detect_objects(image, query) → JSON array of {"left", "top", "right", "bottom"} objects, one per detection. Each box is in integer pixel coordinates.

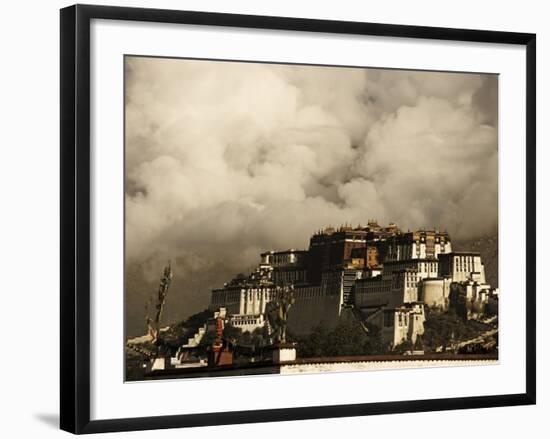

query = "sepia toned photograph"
[{"left": 124, "top": 56, "right": 499, "bottom": 381}]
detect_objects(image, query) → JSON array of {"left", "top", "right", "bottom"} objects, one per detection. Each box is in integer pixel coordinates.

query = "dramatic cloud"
[{"left": 124, "top": 57, "right": 498, "bottom": 335}]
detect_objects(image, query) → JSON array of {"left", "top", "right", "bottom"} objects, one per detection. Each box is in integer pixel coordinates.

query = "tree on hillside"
[
  {"left": 422, "top": 309, "right": 480, "bottom": 352},
  {"left": 297, "top": 318, "right": 387, "bottom": 358},
  {"left": 222, "top": 324, "right": 243, "bottom": 343}
]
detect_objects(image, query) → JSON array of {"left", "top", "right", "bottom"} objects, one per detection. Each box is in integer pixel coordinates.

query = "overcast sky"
[{"left": 124, "top": 56, "right": 498, "bottom": 336}]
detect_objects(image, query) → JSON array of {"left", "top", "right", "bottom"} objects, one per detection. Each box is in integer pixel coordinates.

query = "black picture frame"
[{"left": 60, "top": 4, "right": 536, "bottom": 434}]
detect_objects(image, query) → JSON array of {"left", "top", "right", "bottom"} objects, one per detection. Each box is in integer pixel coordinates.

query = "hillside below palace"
[{"left": 209, "top": 221, "right": 499, "bottom": 349}]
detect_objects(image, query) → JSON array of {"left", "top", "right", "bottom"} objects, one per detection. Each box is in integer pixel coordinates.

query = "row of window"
[
  {"left": 454, "top": 256, "right": 477, "bottom": 272},
  {"left": 356, "top": 282, "right": 392, "bottom": 294},
  {"left": 212, "top": 289, "right": 278, "bottom": 304},
  {"left": 232, "top": 319, "right": 260, "bottom": 326},
  {"left": 295, "top": 288, "right": 322, "bottom": 298},
  {"left": 212, "top": 291, "right": 241, "bottom": 304}
]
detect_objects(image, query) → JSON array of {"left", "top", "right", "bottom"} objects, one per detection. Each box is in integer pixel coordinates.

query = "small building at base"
[
  {"left": 366, "top": 303, "right": 426, "bottom": 348},
  {"left": 271, "top": 343, "right": 297, "bottom": 363}
]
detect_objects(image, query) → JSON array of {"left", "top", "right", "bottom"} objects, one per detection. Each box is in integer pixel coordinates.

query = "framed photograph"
[{"left": 60, "top": 4, "right": 536, "bottom": 434}]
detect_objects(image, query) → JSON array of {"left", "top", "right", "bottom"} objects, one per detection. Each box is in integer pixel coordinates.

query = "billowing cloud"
[{"left": 124, "top": 57, "right": 498, "bottom": 335}]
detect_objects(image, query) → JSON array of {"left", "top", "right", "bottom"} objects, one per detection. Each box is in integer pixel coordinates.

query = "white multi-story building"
[{"left": 438, "top": 252, "right": 486, "bottom": 284}]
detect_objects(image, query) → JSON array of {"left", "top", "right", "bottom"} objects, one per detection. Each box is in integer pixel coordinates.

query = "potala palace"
[{"left": 209, "top": 221, "right": 499, "bottom": 349}]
